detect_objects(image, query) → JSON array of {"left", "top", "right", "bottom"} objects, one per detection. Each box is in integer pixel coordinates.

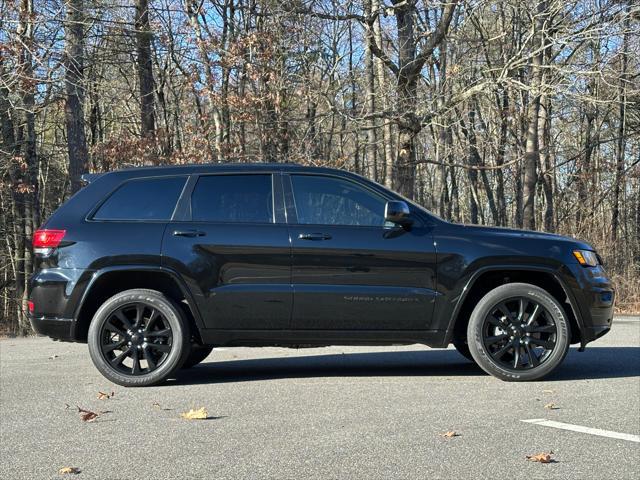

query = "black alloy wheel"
[
  {"left": 467, "top": 283, "right": 571, "bottom": 381},
  {"left": 88, "top": 289, "right": 190, "bottom": 387},
  {"left": 481, "top": 297, "right": 558, "bottom": 370},
  {"left": 100, "top": 303, "right": 173, "bottom": 375}
]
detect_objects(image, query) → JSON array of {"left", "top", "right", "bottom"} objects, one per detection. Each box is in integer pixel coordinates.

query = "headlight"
[{"left": 573, "top": 249, "right": 599, "bottom": 267}]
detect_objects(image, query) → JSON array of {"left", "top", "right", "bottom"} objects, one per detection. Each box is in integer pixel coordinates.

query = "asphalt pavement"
[{"left": 1, "top": 317, "right": 639, "bottom": 479}]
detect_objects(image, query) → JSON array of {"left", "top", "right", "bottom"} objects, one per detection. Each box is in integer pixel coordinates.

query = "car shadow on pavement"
[{"left": 170, "top": 346, "right": 640, "bottom": 385}]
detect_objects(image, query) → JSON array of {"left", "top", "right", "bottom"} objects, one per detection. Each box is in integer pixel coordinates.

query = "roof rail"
[{"left": 80, "top": 173, "right": 104, "bottom": 185}]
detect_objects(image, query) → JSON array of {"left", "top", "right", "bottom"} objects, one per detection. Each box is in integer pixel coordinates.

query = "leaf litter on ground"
[
  {"left": 526, "top": 451, "right": 555, "bottom": 463},
  {"left": 58, "top": 467, "right": 81, "bottom": 475},
  {"left": 180, "top": 407, "right": 209, "bottom": 420}
]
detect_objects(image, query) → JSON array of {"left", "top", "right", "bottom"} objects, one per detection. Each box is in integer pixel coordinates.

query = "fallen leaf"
[
  {"left": 440, "top": 431, "right": 461, "bottom": 438},
  {"left": 544, "top": 403, "right": 560, "bottom": 410},
  {"left": 542, "top": 389, "right": 555, "bottom": 394},
  {"left": 77, "top": 406, "right": 99, "bottom": 422},
  {"left": 180, "top": 407, "right": 209, "bottom": 420},
  {"left": 49, "top": 355, "right": 59, "bottom": 360},
  {"left": 64, "top": 403, "right": 70, "bottom": 410},
  {"left": 526, "top": 451, "right": 554, "bottom": 463},
  {"left": 152, "top": 401, "right": 161, "bottom": 408},
  {"left": 97, "top": 391, "right": 115, "bottom": 400},
  {"left": 58, "top": 466, "right": 81, "bottom": 474}
]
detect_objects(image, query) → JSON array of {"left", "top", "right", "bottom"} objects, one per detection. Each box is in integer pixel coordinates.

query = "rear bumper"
[
  {"left": 28, "top": 267, "right": 92, "bottom": 341},
  {"left": 29, "top": 316, "right": 76, "bottom": 341}
]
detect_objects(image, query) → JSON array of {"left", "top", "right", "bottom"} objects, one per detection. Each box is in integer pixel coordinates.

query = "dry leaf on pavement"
[
  {"left": 440, "top": 431, "right": 461, "bottom": 438},
  {"left": 180, "top": 407, "right": 209, "bottom": 420},
  {"left": 526, "top": 451, "right": 555, "bottom": 463},
  {"left": 544, "top": 403, "right": 560, "bottom": 410},
  {"left": 97, "top": 391, "right": 114, "bottom": 400},
  {"left": 58, "top": 466, "right": 81, "bottom": 474},
  {"left": 77, "top": 406, "right": 99, "bottom": 422}
]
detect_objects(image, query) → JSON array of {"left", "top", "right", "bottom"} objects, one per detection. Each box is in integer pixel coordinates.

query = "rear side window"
[
  {"left": 93, "top": 176, "right": 186, "bottom": 221},
  {"left": 191, "top": 174, "right": 273, "bottom": 223}
]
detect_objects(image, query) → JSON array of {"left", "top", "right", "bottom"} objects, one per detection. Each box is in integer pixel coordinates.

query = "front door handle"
[
  {"left": 173, "top": 229, "right": 206, "bottom": 238},
  {"left": 298, "top": 232, "right": 332, "bottom": 241}
]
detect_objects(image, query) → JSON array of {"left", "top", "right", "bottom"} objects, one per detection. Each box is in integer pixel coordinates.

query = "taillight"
[{"left": 33, "top": 229, "right": 66, "bottom": 254}]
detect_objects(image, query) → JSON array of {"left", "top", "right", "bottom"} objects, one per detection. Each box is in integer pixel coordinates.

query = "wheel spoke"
[
  {"left": 486, "top": 314, "right": 505, "bottom": 327},
  {"left": 497, "top": 303, "right": 515, "bottom": 323},
  {"left": 525, "top": 343, "right": 539, "bottom": 367},
  {"left": 517, "top": 298, "right": 528, "bottom": 322},
  {"left": 110, "top": 347, "right": 132, "bottom": 366},
  {"left": 526, "top": 303, "right": 541, "bottom": 326},
  {"left": 529, "top": 338, "right": 555, "bottom": 350},
  {"left": 103, "top": 339, "right": 126, "bottom": 354},
  {"left": 134, "top": 304, "right": 144, "bottom": 328},
  {"left": 148, "top": 343, "right": 171, "bottom": 353},
  {"left": 485, "top": 334, "right": 508, "bottom": 346},
  {"left": 105, "top": 320, "right": 127, "bottom": 337},
  {"left": 146, "top": 328, "right": 171, "bottom": 338},
  {"left": 131, "top": 348, "right": 141, "bottom": 374},
  {"left": 145, "top": 309, "right": 160, "bottom": 331},
  {"left": 526, "top": 325, "right": 556, "bottom": 334},
  {"left": 513, "top": 345, "right": 521, "bottom": 368},
  {"left": 143, "top": 346, "right": 157, "bottom": 369},
  {"left": 114, "top": 310, "right": 133, "bottom": 330},
  {"left": 493, "top": 341, "right": 514, "bottom": 360}
]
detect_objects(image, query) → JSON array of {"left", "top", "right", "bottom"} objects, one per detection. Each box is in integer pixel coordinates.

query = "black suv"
[{"left": 29, "top": 164, "right": 614, "bottom": 386}]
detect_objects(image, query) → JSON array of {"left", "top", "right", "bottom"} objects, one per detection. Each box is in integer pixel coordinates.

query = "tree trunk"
[
  {"left": 135, "top": 0, "right": 155, "bottom": 138},
  {"left": 522, "top": 1, "right": 547, "bottom": 230},
  {"left": 612, "top": 5, "right": 629, "bottom": 242},
  {"left": 65, "top": 0, "right": 89, "bottom": 194}
]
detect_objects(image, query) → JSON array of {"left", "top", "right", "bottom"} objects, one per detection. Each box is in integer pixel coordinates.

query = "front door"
[
  {"left": 285, "top": 173, "right": 438, "bottom": 331},
  {"left": 162, "top": 173, "right": 292, "bottom": 330}
]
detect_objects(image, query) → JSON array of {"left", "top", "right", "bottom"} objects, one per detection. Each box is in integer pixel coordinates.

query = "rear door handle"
[
  {"left": 298, "top": 233, "right": 332, "bottom": 241},
  {"left": 173, "top": 229, "right": 206, "bottom": 238}
]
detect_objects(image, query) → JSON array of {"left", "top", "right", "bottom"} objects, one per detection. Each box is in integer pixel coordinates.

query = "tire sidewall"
[
  {"left": 467, "top": 283, "right": 571, "bottom": 381},
  {"left": 88, "top": 289, "right": 189, "bottom": 387}
]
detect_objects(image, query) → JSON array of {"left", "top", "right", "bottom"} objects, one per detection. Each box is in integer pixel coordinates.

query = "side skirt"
[{"left": 199, "top": 329, "right": 447, "bottom": 348}]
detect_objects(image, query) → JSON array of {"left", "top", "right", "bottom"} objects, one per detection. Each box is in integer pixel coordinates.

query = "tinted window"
[
  {"left": 93, "top": 176, "right": 186, "bottom": 221},
  {"left": 191, "top": 175, "right": 273, "bottom": 223},
  {"left": 291, "top": 175, "right": 386, "bottom": 226}
]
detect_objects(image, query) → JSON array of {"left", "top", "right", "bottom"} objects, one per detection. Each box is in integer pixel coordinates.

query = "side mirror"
[{"left": 385, "top": 201, "right": 413, "bottom": 226}]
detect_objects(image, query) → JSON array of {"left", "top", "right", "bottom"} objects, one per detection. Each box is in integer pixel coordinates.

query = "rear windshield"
[{"left": 93, "top": 176, "right": 186, "bottom": 221}]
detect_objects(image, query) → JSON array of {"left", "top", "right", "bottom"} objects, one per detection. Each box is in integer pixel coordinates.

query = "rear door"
[
  {"left": 162, "top": 172, "right": 292, "bottom": 330},
  {"left": 286, "top": 173, "right": 438, "bottom": 331}
]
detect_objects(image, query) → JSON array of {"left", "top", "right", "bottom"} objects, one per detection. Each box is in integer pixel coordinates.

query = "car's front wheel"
[
  {"left": 467, "top": 283, "right": 571, "bottom": 381},
  {"left": 88, "top": 289, "right": 190, "bottom": 387}
]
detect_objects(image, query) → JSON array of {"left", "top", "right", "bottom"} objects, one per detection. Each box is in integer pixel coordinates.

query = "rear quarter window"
[{"left": 92, "top": 176, "right": 186, "bottom": 221}]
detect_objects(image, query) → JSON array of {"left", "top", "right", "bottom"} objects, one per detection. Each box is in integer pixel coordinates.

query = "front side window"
[
  {"left": 191, "top": 174, "right": 273, "bottom": 223},
  {"left": 93, "top": 176, "right": 186, "bottom": 221},
  {"left": 290, "top": 175, "right": 386, "bottom": 226}
]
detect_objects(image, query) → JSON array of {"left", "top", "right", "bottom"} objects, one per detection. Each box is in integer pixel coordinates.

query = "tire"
[
  {"left": 467, "top": 283, "right": 571, "bottom": 382},
  {"left": 88, "top": 289, "right": 191, "bottom": 387},
  {"left": 453, "top": 340, "right": 475, "bottom": 362},
  {"left": 181, "top": 345, "right": 214, "bottom": 369}
]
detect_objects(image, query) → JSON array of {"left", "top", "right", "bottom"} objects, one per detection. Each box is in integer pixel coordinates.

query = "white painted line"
[{"left": 522, "top": 419, "right": 640, "bottom": 443}]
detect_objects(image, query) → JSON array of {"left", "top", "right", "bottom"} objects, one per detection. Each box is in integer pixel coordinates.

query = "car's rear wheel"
[
  {"left": 181, "top": 344, "right": 214, "bottom": 369},
  {"left": 88, "top": 289, "right": 190, "bottom": 387},
  {"left": 467, "top": 283, "right": 570, "bottom": 381}
]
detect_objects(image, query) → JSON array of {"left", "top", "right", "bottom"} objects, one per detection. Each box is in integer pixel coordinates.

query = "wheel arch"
[
  {"left": 444, "top": 266, "right": 584, "bottom": 347},
  {"left": 72, "top": 266, "right": 204, "bottom": 343}
]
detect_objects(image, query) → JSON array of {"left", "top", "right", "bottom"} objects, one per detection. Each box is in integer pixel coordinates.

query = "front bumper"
[{"left": 565, "top": 264, "right": 615, "bottom": 345}]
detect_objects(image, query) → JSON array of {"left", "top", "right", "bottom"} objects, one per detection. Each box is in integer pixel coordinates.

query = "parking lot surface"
[{"left": 1, "top": 317, "right": 639, "bottom": 479}]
